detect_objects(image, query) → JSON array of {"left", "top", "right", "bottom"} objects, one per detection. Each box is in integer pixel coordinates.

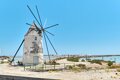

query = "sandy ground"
[
  {"left": 0, "top": 59, "right": 120, "bottom": 80},
  {"left": 56, "top": 59, "right": 108, "bottom": 69}
]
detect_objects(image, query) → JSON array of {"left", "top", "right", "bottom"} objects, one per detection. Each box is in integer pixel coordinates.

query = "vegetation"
[
  {"left": 54, "top": 57, "right": 66, "bottom": 60},
  {"left": 67, "top": 57, "right": 79, "bottom": 62},
  {"left": 86, "top": 59, "right": 91, "bottom": 62},
  {"left": 76, "top": 64, "right": 86, "bottom": 69},
  {"left": 0, "top": 61, "right": 4, "bottom": 64},
  {"left": 65, "top": 65, "right": 81, "bottom": 72},
  {"left": 0, "top": 59, "right": 10, "bottom": 64},
  {"left": 81, "top": 59, "right": 85, "bottom": 62},
  {"left": 17, "top": 61, "right": 23, "bottom": 66},
  {"left": 107, "top": 61, "right": 114, "bottom": 66},
  {"left": 65, "top": 64, "right": 87, "bottom": 72},
  {"left": 88, "top": 59, "right": 102, "bottom": 65},
  {"left": 116, "top": 69, "right": 120, "bottom": 72},
  {"left": 45, "top": 60, "right": 60, "bottom": 65},
  {"left": 109, "top": 65, "right": 120, "bottom": 69},
  {"left": 88, "top": 59, "right": 115, "bottom": 66}
]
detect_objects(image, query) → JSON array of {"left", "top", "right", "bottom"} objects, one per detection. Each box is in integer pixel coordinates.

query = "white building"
[{"left": 23, "top": 23, "right": 43, "bottom": 65}]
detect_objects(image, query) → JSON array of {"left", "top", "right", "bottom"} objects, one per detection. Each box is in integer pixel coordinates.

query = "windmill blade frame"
[
  {"left": 44, "top": 32, "right": 58, "bottom": 55},
  {"left": 44, "top": 24, "right": 59, "bottom": 30},
  {"left": 35, "top": 5, "right": 52, "bottom": 60},
  {"left": 11, "top": 39, "right": 25, "bottom": 63},
  {"left": 45, "top": 30, "right": 54, "bottom": 36},
  {"left": 43, "top": 32, "right": 51, "bottom": 61},
  {"left": 26, "top": 22, "right": 55, "bottom": 36},
  {"left": 26, "top": 23, "right": 34, "bottom": 27},
  {"left": 27, "top": 5, "right": 59, "bottom": 62},
  {"left": 36, "top": 5, "right": 43, "bottom": 26},
  {"left": 27, "top": 5, "right": 42, "bottom": 29}
]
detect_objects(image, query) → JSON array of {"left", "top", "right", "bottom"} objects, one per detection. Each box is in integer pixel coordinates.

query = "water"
[
  {"left": 80, "top": 56, "right": 120, "bottom": 63},
  {"left": 12, "top": 56, "right": 120, "bottom": 63},
  {"left": 11, "top": 55, "right": 59, "bottom": 63}
]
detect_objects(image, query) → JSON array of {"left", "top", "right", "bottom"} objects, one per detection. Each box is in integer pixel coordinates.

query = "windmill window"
[{"left": 35, "top": 37, "right": 37, "bottom": 40}]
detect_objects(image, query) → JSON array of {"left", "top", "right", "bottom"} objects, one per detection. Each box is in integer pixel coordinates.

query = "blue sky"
[{"left": 0, "top": 0, "right": 120, "bottom": 56}]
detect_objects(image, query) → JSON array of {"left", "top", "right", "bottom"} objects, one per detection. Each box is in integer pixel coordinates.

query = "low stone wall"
[{"left": 0, "top": 75, "right": 58, "bottom": 80}]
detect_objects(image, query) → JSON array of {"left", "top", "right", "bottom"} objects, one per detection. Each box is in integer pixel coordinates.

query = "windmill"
[{"left": 10, "top": 5, "right": 59, "bottom": 65}]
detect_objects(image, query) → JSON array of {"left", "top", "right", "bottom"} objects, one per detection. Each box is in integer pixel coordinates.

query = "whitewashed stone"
[{"left": 23, "top": 24, "right": 43, "bottom": 65}]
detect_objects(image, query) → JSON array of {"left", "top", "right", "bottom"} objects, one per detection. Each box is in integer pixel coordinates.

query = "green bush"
[
  {"left": 66, "top": 65, "right": 74, "bottom": 69},
  {"left": 109, "top": 65, "right": 120, "bottom": 69},
  {"left": 65, "top": 65, "right": 81, "bottom": 72},
  {"left": 54, "top": 57, "right": 66, "bottom": 60},
  {"left": 107, "top": 61, "right": 113, "bottom": 66},
  {"left": 81, "top": 59, "right": 85, "bottom": 62},
  {"left": 86, "top": 59, "right": 91, "bottom": 62},
  {"left": 67, "top": 57, "right": 79, "bottom": 62},
  {"left": 76, "top": 64, "right": 86, "bottom": 69},
  {"left": 45, "top": 60, "right": 60, "bottom": 65},
  {"left": 89, "top": 59, "right": 102, "bottom": 65}
]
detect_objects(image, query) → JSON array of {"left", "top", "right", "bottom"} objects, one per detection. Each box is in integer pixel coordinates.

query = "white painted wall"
[{"left": 23, "top": 25, "right": 43, "bottom": 65}]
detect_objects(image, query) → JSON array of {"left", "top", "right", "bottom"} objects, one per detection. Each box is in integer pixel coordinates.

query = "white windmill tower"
[
  {"left": 11, "top": 5, "right": 59, "bottom": 65},
  {"left": 23, "top": 23, "right": 43, "bottom": 64}
]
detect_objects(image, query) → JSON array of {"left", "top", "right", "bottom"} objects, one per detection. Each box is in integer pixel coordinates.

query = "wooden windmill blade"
[
  {"left": 44, "top": 32, "right": 58, "bottom": 55},
  {"left": 35, "top": 5, "right": 51, "bottom": 61},
  {"left": 44, "top": 24, "right": 59, "bottom": 30},
  {"left": 36, "top": 5, "right": 43, "bottom": 27},
  {"left": 27, "top": 5, "right": 42, "bottom": 29}
]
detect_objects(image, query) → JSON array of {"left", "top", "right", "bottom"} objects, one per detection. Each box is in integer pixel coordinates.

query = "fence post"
[
  {"left": 54, "top": 64, "right": 55, "bottom": 70},
  {"left": 64, "top": 63, "right": 65, "bottom": 69},
  {"left": 44, "top": 64, "right": 46, "bottom": 70},
  {"left": 35, "top": 65, "right": 36, "bottom": 70},
  {"left": 74, "top": 63, "right": 75, "bottom": 66},
  {"left": 24, "top": 65, "right": 25, "bottom": 71}
]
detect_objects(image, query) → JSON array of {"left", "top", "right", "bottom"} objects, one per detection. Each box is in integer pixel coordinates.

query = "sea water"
[
  {"left": 80, "top": 56, "right": 120, "bottom": 63},
  {"left": 11, "top": 55, "right": 59, "bottom": 63},
  {"left": 12, "top": 56, "right": 120, "bottom": 63}
]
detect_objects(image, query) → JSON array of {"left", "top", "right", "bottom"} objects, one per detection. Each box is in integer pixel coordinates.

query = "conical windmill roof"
[{"left": 25, "top": 23, "right": 41, "bottom": 36}]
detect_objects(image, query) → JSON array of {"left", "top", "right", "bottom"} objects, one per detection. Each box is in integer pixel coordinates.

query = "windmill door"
[{"left": 33, "top": 56, "right": 39, "bottom": 65}]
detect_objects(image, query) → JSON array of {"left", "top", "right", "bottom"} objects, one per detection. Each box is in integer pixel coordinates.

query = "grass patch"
[
  {"left": 88, "top": 59, "right": 103, "bottom": 65},
  {"left": 109, "top": 65, "right": 120, "bottom": 69},
  {"left": 88, "top": 59, "right": 114, "bottom": 65},
  {"left": 45, "top": 60, "right": 60, "bottom": 65},
  {"left": 117, "top": 68, "right": 120, "bottom": 72},
  {"left": 81, "top": 59, "right": 85, "bottom": 62},
  {"left": 65, "top": 65, "right": 81, "bottom": 72},
  {"left": 76, "top": 64, "right": 86, "bottom": 69},
  {"left": 65, "top": 64, "right": 87, "bottom": 72},
  {"left": 54, "top": 57, "right": 66, "bottom": 60},
  {"left": 107, "top": 61, "right": 114, "bottom": 66},
  {"left": 67, "top": 57, "right": 79, "bottom": 62}
]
